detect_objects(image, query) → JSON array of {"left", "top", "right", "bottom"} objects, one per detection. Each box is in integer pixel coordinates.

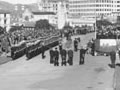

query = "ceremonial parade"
[{"left": 1, "top": 0, "right": 120, "bottom": 90}]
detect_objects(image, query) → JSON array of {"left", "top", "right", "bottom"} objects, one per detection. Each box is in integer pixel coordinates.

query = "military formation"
[
  {"left": 49, "top": 46, "right": 74, "bottom": 66},
  {"left": 47, "top": 37, "right": 95, "bottom": 66}
]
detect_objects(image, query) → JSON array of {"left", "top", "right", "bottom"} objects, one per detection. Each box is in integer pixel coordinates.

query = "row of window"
[
  {"left": 69, "top": 0, "right": 111, "bottom": 4},
  {"left": 70, "top": 9, "right": 112, "bottom": 12},
  {"left": 69, "top": 13, "right": 111, "bottom": 17}
]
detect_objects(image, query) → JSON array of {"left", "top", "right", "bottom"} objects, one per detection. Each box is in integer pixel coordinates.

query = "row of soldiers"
[
  {"left": 48, "top": 37, "right": 90, "bottom": 66},
  {"left": 49, "top": 46, "right": 74, "bottom": 66}
]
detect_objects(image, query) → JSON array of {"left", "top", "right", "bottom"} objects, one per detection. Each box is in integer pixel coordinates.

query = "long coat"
[
  {"left": 68, "top": 50, "right": 73, "bottom": 58},
  {"left": 110, "top": 51, "right": 116, "bottom": 61}
]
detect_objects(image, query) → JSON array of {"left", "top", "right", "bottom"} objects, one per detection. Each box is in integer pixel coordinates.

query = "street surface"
[{"left": 0, "top": 33, "right": 114, "bottom": 90}]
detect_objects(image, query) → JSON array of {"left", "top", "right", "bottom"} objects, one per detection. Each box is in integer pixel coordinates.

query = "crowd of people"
[
  {"left": 97, "top": 25, "right": 120, "bottom": 39},
  {"left": 9, "top": 29, "right": 60, "bottom": 45}
]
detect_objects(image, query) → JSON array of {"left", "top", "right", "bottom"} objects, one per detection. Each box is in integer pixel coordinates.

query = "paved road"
[{"left": 0, "top": 33, "right": 114, "bottom": 90}]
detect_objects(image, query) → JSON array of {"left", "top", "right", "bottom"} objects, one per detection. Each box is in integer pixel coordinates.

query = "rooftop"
[
  {"left": 32, "top": 11, "right": 56, "bottom": 15},
  {"left": 41, "top": 0, "right": 68, "bottom": 3},
  {"left": 0, "top": 10, "right": 10, "bottom": 14}
]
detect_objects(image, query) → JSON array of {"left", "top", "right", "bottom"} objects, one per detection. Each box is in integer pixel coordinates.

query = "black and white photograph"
[{"left": 0, "top": 0, "right": 120, "bottom": 90}]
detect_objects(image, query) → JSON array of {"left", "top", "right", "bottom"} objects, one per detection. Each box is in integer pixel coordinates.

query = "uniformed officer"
[
  {"left": 49, "top": 48, "right": 54, "bottom": 64},
  {"left": 79, "top": 46, "right": 88, "bottom": 65},
  {"left": 54, "top": 47, "right": 59, "bottom": 66},
  {"left": 60, "top": 49, "right": 67, "bottom": 66},
  {"left": 74, "top": 38, "right": 78, "bottom": 52},
  {"left": 67, "top": 49, "right": 74, "bottom": 65}
]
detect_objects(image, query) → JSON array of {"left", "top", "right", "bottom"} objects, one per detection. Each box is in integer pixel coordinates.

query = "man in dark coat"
[
  {"left": 110, "top": 50, "right": 116, "bottom": 68},
  {"left": 41, "top": 42, "right": 46, "bottom": 59},
  {"left": 60, "top": 49, "right": 67, "bottom": 66},
  {"left": 49, "top": 48, "right": 54, "bottom": 64},
  {"left": 79, "top": 46, "right": 88, "bottom": 65},
  {"left": 67, "top": 49, "right": 74, "bottom": 65},
  {"left": 91, "top": 41, "right": 95, "bottom": 56},
  {"left": 54, "top": 47, "right": 59, "bottom": 66},
  {"left": 59, "top": 42, "right": 62, "bottom": 53},
  {"left": 74, "top": 38, "right": 78, "bottom": 52}
]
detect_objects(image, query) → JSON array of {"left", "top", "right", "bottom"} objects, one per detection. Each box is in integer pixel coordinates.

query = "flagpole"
[{"left": 95, "top": 0, "right": 97, "bottom": 39}]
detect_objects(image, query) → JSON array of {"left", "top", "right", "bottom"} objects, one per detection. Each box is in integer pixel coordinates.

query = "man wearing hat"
[{"left": 54, "top": 47, "right": 59, "bottom": 66}]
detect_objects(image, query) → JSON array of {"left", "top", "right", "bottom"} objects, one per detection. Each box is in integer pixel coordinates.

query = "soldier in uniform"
[
  {"left": 41, "top": 42, "right": 46, "bottom": 59},
  {"left": 60, "top": 49, "right": 67, "bottom": 66},
  {"left": 49, "top": 48, "right": 54, "bottom": 64},
  {"left": 79, "top": 46, "right": 88, "bottom": 65},
  {"left": 54, "top": 47, "right": 59, "bottom": 66},
  {"left": 74, "top": 38, "right": 78, "bottom": 52},
  {"left": 67, "top": 49, "right": 74, "bottom": 65}
]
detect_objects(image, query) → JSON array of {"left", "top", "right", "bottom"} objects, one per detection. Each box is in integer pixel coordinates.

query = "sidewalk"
[{"left": 114, "top": 54, "right": 120, "bottom": 90}]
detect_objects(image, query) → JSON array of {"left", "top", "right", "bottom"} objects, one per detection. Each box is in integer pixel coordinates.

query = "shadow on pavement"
[{"left": 108, "top": 64, "right": 115, "bottom": 68}]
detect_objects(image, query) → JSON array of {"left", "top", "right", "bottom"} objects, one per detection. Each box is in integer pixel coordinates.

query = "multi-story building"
[
  {"left": 68, "top": 0, "right": 116, "bottom": 27},
  {"left": 0, "top": 10, "right": 11, "bottom": 32},
  {"left": 37, "top": 0, "right": 69, "bottom": 29}
]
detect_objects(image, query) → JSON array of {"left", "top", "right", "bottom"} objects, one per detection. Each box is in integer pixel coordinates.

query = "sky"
[{"left": 1, "top": 0, "right": 37, "bottom": 4}]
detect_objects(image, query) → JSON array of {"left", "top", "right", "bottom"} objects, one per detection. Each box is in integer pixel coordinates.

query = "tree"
[
  {"left": 0, "top": 26, "right": 4, "bottom": 35},
  {"left": 35, "top": 19, "right": 51, "bottom": 30},
  {"left": 25, "top": 16, "right": 29, "bottom": 21},
  {"left": 96, "top": 19, "right": 112, "bottom": 29}
]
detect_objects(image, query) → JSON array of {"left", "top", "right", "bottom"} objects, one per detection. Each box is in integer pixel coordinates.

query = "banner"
[{"left": 95, "top": 39, "right": 117, "bottom": 53}]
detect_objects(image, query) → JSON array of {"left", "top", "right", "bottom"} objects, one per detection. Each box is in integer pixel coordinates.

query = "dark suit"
[
  {"left": 110, "top": 51, "right": 116, "bottom": 68},
  {"left": 68, "top": 50, "right": 73, "bottom": 65},
  {"left": 54, "top": 50, "right": 59, "bottom": 66},
  {"left": 60, "top": 49, "right": 67, "bottom": 66},
  {"left": 74, "top": 39, "right": 78, "bottom": 52},
  {"left": 49, "top": 49, "right": 54, "bottom": 64},
  {"left": 79, "top": 48, "right": 88, "bottom": 65}
]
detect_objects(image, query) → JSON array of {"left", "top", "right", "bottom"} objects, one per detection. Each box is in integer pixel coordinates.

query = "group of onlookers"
[
  {"left": 97, "top": 27, "right": 120, "bottom": 39},
  {"left": 9, "top": 29, "right": 60, "bottom": 45}
]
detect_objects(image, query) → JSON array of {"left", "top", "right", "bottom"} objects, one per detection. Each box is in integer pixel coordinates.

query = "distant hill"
[
  {"left": 0, "top": 1, "right": 39, "bottom": 11},
  {"left": 0, "top": 1, "right": 14, "bottom": 11}
]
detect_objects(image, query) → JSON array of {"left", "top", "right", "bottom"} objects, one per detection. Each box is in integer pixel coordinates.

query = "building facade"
[
  {"left": 0, "top": 10, "right": 11, "bottom": 32},
  {"left": 68, "top": 0, "right": 120, "bottom": 27},
  {"left": 37, "top": 0, "right": 69, "bottom": 29},
  {"left": 32, "top": 11, "right": 56, "bottom": 25}
]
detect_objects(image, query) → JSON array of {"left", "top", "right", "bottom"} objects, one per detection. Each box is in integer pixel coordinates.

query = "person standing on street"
[
  {"left": 59, "top": 42, "right": 62, "bottom": 53},
  {"left": 49, "top": 48, "right": 54, "bottom": 64},
  {"left": 41, "top": 42, "right": 46, "bottom": 59},
  {"left": 74, "top": 38, "right": 78, "bottom": 52},
  {"left": 118, "top": 48, "right": 120, "bottom": 60},
  {"left": 79, "top": 46, "right": 88, "bottom": 65},
  {"left": 54, "top": 47, "right": 59, "bottom": 66},
  {"left": 67, "top": 49, "right": 74, "bottom": 65},
  {"left": 110, "top": 50, "right": 116, "bottom": 68},
  {"left": 60, "top": 49, "right": 67, "bottom": 66}
]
